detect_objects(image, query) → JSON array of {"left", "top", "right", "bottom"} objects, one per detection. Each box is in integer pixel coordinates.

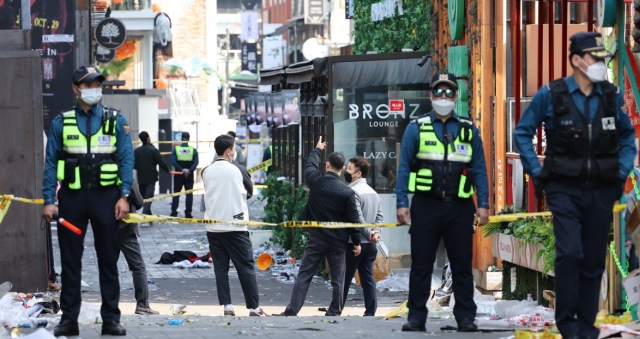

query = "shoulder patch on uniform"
[{"left": 123, "top": 124, "right": 130, "bottom": 135}]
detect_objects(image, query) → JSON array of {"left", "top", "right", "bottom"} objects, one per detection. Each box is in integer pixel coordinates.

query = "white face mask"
[
  {"left": 79, "top": 88, "right": 102, "bottom": 105},
  {"left": 432, "top": 99, "right": 455, "bottom": 116},
  {"left": 579, "top": 60, "right": 608, "bottom": 83},
  {"left": 232, "top": 150, "right": 237, "bottom": 162}
]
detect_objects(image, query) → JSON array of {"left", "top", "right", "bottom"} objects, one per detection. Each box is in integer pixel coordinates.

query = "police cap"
[
  {"left": 569, "top": 32, "right": 612, "bottom": 60},
  {"left": 430, "top": 72, "right": 458, "bottom": 90},
  {"left": 73, "top": 65, "right": 106, "bottom": 85}
]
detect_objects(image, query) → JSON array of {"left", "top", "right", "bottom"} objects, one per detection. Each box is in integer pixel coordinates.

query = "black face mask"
[{"left": 344, "top": 171, "right": 353, "bottom": 183}]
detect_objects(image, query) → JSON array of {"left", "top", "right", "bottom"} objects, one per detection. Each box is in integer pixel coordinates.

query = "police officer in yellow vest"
[
  {"left": 42, "top": 65, "right": 133, "bottom": 337},
  {"left": 170, "top": 132, "right": 199, "bottom": 218},
  {"left": 396, "top": 72, "right": 490, "bottom": 333}
]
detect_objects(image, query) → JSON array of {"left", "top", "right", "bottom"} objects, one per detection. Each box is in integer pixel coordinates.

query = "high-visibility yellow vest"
[
  {"left": 175, "top": 145, "right": 195, "bottom": 162},
  {"left": 56, "top": 109, "right": 119, "bottom": 189},
  {"left": 408, "top": 115, "right": 475, "bottom": 199}
]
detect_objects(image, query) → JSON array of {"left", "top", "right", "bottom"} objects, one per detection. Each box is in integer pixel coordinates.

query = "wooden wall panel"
[{"left": 0, "top": 50, "right": 46, "bottom": 292}]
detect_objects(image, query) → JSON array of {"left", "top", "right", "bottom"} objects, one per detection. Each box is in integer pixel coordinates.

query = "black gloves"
[{"left": 533, "top": 177, "right": 548, "bottom": 201}]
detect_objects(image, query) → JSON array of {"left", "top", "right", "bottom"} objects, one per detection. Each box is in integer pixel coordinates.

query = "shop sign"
[
  {"left": 348, "top": 103, "right": 422, "bottom": 127},
  {"left": 371, "top": 0, "right": 403, "bottom": 22},
  {"left": 389, "top": 99, "right": 404, "bottom": 114}
]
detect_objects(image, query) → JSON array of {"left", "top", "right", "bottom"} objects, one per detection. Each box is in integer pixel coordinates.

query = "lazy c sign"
[{"left": 389, "top": 99, "right": 404, "bottom": 114}]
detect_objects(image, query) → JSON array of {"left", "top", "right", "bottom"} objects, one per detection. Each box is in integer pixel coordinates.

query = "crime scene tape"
[
  {"left": 142, "top": 188, "right": 204, "bottom": 203},
  {"left": 247, "top": 159, "right": 272, "bottom": 174},
  {"left": 122, "top": 213, "right": 404, "bottom": 228},
  {"left": 0, "top": 196, "right": 12, "bottom": 223}
]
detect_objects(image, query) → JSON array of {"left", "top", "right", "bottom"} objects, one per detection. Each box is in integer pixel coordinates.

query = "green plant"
[
  {"left": 483, "top": 205, "right": 556, "bottom": 275},
  {"left": 352, "top": 0, "right": 431, "bottom": 54},
  {"left": 501, "top": 260, "right": 555, "bottom": 305},
  {"left": 259, "top": 173, "right": 309, "bottom": 259}
]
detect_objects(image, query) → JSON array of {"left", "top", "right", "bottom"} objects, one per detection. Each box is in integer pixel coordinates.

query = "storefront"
[{"left": 259, "top": 52, "right": 452, "bottom": 270}]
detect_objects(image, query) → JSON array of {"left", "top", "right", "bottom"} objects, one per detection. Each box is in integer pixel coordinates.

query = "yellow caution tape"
[
  {"left": 3, "top": 195, "right": 45, "bottom": 204},
  {"left": 142, "top": 188, "right": 204, "bottom": 203},
  {"left": 122, "top": 212, "right": 405, "bottom": 228},
  {"left": 0, "top": 196, "right": 12, "bottom": 223},
  {"left": 124, "top": 213, "right": 278, "bottom": 227},
  {"left": 279, "top": 220, "right": 403, "bottom": 228},
  {"left": 247, "top": 159, "right": 272, "bottom": 174}
]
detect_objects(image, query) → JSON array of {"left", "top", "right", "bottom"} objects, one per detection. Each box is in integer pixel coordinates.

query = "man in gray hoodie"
[{"left": 342, "top": 156, "right": 383, "bottom": 316}]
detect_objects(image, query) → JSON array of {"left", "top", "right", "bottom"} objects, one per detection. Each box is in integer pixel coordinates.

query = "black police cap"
[
  {"left": 73, "top": 65, "right": 106, "bottom": 85},
  {"left": 569, "top": 32, "right": 612, "bottom": 60},
  {"left": 430, "top": 72, "right": 459, "bottom": 90}
]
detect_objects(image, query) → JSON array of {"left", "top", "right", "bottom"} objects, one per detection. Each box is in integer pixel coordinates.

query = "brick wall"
[
  {"left": 154, "top": 0, "right": 207, "bottom": 61},
  {"left": 112, "top": 1, "right": 208, "bottom": 89}
]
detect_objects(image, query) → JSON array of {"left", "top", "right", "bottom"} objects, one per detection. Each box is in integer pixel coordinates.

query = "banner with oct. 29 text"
[{"left": 30, "top": 0, "right": 76, "bottom": 132}]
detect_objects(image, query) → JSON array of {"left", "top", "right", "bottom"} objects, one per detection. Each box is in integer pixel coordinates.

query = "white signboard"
[
  {"left": 304, "top": 0, "right": 326, "bottom": 25},
  {"left": 240, "top": 11, "right": 260, "bottom": 41},
  {"left": 263, "top": 24, "right": 286, "bottom": 69}
]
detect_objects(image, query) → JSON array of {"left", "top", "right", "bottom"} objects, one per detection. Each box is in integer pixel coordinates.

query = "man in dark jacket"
[
  {"left": 134, "top": 131, "right": 170, "bottom": 217},
  {"left": 118, "top": 171, "right": 158, "bottom": 315},
  {"left": 278, "top": 136, "right": 362, "bottom": 317}
]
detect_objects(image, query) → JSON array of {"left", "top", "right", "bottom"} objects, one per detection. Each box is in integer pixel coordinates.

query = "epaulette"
[
  {"left": 411, "top": 113, "right": 430, "bottom": 124},
  {"left": 58, "top": 107, "right": 76, "bottom": 118}
]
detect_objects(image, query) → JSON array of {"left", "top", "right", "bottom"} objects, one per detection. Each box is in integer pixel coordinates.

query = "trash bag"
[{"left": 376, "top": 273, "right": 409, "bottom": 292}]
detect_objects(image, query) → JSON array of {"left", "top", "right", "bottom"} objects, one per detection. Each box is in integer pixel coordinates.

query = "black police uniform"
[{"left": 514, "top": 32, "right": 637, "bottom": 339}]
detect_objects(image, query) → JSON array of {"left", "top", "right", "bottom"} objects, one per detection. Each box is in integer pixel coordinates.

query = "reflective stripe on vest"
[
  {"left": 61, "top": 111, "right": 117, "bottom": 154},
  {"left": 175, "top": 145, "right": 195, "bottom": 162},
  {"left": 408, "top": 116, "right": 474, "bottom": 198},
  {"left": 416, "top": 116, "right": 473, "bottom": 163},
  {"left": 56, "top": 110, "right": 119, "bottom": 189}
]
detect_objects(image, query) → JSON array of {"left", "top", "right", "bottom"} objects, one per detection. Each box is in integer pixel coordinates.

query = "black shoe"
[
  {"left": 170, "top": 212, "right": 178, "bottom": 217},
  {"left": 101, "top": 321, "right": 126, "bottom": 336},
  {"left": 54, "top": 318, "right": 79, "bottom": 337},
  {"left": 185, "top": 214, "right": 193, "bottom": 219},
  {"left": 457, "top": 318, "right": 478, "bottom": 332},
  {"left": 402, "top": 320, "right": 426, "bottom": 332}
]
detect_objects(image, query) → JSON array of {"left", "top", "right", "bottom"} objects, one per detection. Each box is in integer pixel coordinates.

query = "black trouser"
[
  {"left": 343, "top": 243, "right": 378, "bottom": 316},
  {"left": 207, "top": 231, "right": 260, "bottom": 309},
  {"left": 546, "top": 181, "right": 619, "bottom": 339},
  {"left": 138, "top": 183, "right": 155, "bottom": 215},
  {"left": 285, "top": 236, "right": 346, "bottom": 316},
  {"left": 118, "top": 233, "right": 149, "bottom": 309},
  {"left": 171, "top": 174, "right": 194, "bottom": 216},
  {"left": 408, "top": 194, "right": 476, "bottom": 323},
  {"left": 57, "top": 186, "right": 121, "bottom": 323}
]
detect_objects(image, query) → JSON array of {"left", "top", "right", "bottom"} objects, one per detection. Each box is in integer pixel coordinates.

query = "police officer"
[
  {"left": 515, "top": 32, "right": 636, "bottom": 339},
  {"left": 396, "top": 72, "right": 490, "bottom": 332},
  {"left": 42, "top": 65, "right": 133, "bottom": 337},
  {"left": 171, "top": 131, "right": 199, "bottom": 218}
]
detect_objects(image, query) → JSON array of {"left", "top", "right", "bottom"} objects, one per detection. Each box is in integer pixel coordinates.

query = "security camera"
[{"left": 417, "top": 55, "right": 430, "bottom": 67}]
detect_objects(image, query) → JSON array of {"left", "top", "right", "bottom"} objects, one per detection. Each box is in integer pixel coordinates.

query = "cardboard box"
[
  {"left": 623, "top": 269, "right": 640, "bottom": 306},
  {"left": 473, "top": 267, "right": 503, "bottom": 291}
]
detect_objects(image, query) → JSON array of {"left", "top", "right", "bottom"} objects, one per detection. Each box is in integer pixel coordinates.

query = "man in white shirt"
[
  {"left": 342, "top": 156, "right": 383, "bottom": 316},
  {"left": 202, "top": 134, "right": 267, "bottom": 317}
]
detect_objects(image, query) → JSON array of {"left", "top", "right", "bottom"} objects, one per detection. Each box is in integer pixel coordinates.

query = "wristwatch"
[{"left": 120, "top": 194, "right": 129, "bottom": 200}]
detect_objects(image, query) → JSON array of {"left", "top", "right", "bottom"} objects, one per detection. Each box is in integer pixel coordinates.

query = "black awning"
[
  {"left": 285, "top": 58, "right": 328, "bottom": 83},
  {"left": 332, "top": 56, "right": 432, "bottom": 88},
  {"left": 259, "top": 66, "right": 287, "bottom": 85},
  {"left": 263, "top": 18, "right": 304, "bottom": 37}
]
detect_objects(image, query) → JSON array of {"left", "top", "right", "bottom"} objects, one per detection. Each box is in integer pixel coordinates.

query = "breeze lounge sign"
[{"left": 371, "top": 0, "right": 403, "bottom": 22}]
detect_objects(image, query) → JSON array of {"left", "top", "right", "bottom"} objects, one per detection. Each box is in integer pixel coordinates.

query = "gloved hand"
[{"left": 533, "top": 177, "right": 548, "bottom": 201}]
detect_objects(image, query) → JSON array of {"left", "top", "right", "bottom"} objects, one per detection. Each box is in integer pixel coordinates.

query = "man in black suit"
[{"left": 278, "top": 136, "right": 362, "bottom": 317}]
